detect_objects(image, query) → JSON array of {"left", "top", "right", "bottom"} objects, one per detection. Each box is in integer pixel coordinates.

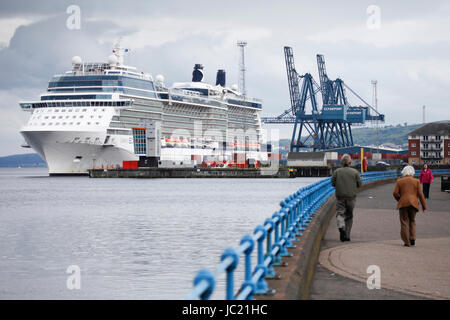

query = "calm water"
[{"left": 0, "top": 168, "right": 322, "bottom": 299}]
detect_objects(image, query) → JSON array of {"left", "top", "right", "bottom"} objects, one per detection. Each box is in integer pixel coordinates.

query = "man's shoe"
[
  {"left": 410, "top": 240, "right": 415, "bottom": 246},
  {"left": 344, "top": 237, "right": 351, "bottom": 242},
  {"left": 339, "top": 228, "right": 346, "bottom": 242}
]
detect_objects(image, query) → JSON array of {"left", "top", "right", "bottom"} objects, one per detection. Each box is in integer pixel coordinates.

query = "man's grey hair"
[
  {"left": 401, "top": 165, "right": 415, "bottom": 177},
  {"left": 341, "top": 154, "right": 352, "bottom": 166}
]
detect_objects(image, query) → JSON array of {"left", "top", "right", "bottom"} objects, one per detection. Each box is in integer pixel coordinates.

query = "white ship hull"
[{"left": 20, "top": 129, "right": 136, "bottom": 175}]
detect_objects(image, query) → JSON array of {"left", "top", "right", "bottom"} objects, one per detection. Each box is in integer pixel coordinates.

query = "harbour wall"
[{"left": 88, "top": 167, "right": 291, "bottom": 178}]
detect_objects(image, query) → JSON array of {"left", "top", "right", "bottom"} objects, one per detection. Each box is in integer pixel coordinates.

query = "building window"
[
  {"left": 412, "top": 143, "right": 416, "bottom": 147},
  {"left": 423, "top": 136, "right": 428, "bottom": 141},
  {"left": 412, "top": 152, "right": 416, "bottom": 156}
]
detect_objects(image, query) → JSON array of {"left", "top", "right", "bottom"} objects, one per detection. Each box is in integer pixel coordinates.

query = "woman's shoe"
[{"left": 410, "top": 240, "right": 415, "bottom": 246}]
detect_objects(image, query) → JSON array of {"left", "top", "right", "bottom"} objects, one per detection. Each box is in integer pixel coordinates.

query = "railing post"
[
  {"left": 253, "top": 225, "right": 268, "bottom": 295},
  {"left": 287, "top": 203, "right": 298, "bottom": 244},
  {"left": 220, "top": 248, "right": 239, "bottom": 300},
  {"left": 193, "top": 269, "right": 216, "bottom": 300},
  {"left": 279, "top": 209, "right": 293, "bottom": 257},
  {"left": 272, "top": 212, "right": 282, "bottom": 266},
  {"left": 239, "top": 234, "right": 255, "bottom": 300},
  {"left": 298, "top": 190, "right": 307, "bottom": 231},
  {"left": 294, "top": 198, "right": 304, "bottom": 236},
  {"left": 264, "top": 218, "right": 276, "bottom": 278}
]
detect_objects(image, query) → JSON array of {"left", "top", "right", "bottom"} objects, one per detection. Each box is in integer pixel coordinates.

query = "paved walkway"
[{"left": 310, "top": 179, "right": 450, "bottom": 300}]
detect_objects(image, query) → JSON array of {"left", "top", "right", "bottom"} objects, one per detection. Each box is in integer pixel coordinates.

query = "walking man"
[{"left": 332, "top": 154, "right": 362, "bottom": 242}]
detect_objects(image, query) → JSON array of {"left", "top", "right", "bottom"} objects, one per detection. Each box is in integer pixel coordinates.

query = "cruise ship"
[{"left": 19, "top": 41, "right": 268, "bottom": 175}]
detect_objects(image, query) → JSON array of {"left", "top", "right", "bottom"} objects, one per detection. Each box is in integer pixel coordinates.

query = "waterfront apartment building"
[{"left": 408, "top": 122, "right": 450, "bottom": 165}]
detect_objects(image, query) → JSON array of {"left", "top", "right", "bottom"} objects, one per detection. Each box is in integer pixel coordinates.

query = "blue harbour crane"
[{"left": 262, "top": 47, "right": 385, "bottom": 152}]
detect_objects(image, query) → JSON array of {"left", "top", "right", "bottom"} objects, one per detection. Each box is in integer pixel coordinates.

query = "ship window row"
[
  {"left": 227, "top": 99, "right": 262, "bottom": 109},
  {"left": 107, "top": 129, "right": 132, "bottom": 135},
  {"left": 49, "top": 76, "right": 155, "bottom": 91},
  {"left": 34, "top": 108, "right": 107, "bottom": 113},
  {"left": 169, "top": 94, "right": 224, "bottom": 108},
  {"left": 34, "top": 115, "right": 103, "bottom": 120},
  {"left": 47, "top": 87, "right": 157, "bottom": 99},
  {"left": 228, "top": 106, "right": 256, "bottom": 115},
  {"left": 41, "top": 94, "right": 112, "bottom": 101},
  {"left": 31, "top": 121, "right": 101, "bottom": 126},
  {"left": 131, "top": 105, "right": 163, "bottom": 114},
  {"left": 173, "top": 88, "right": 209, "bottom": 96},
  {"left": 27, "top": 100, "right": 131, "bottom": 108}
]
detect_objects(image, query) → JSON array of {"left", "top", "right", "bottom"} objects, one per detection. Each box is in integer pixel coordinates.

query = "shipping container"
[{"left": 123, "top": 161, "right": 139, "bottom": 169}]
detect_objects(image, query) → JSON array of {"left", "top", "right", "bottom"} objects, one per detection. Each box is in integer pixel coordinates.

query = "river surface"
[{"left": 0, "top": 168, "right": 322, "bottom": 299}]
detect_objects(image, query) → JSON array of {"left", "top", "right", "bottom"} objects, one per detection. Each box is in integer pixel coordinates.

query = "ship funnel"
[
  {"left": 215, "top": 69, "right": 226, "bottom": 87},
  {"left": 192, "top": 64, "right": 204, "bottom": 82}
]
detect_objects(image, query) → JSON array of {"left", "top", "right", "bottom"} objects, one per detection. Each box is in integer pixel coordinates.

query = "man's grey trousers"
[{"left": 336, "top": 199, "right": 355, "bottom": 238}]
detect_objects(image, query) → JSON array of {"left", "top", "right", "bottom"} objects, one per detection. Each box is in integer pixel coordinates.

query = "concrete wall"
[
  {"left": 287, "top": 152, "right": 337, "bottom": 167},
  {"left": 89, "top": 167, "right": 290, "bottom": 178}
]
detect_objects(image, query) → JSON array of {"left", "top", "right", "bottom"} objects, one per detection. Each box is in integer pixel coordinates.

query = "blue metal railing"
[{"left": 186, "top": 169, "right": 450, "bottom": 300}]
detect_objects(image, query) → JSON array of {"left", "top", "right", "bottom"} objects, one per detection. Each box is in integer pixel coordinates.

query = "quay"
[{"left": 88, "top": 167, "right": 291, "bottom": 178}]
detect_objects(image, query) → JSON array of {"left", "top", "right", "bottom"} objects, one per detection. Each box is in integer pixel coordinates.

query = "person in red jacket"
[{"left": 419, "top": 163, "right": 433, "bottom": 199}]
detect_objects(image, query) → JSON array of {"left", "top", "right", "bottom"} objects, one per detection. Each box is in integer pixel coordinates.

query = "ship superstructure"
[{"left": 20, "top": 41, "right": 267, "bottom": 174}]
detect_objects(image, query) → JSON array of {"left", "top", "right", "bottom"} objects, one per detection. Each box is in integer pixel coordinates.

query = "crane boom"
[{"left": 284, "top": 47, "right": 302, "bottom": 116}]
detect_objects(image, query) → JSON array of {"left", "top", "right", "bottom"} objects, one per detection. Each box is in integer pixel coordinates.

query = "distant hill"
[
  {"left": 0, "top": 153, "right": 47, "bottom": 168},
  {"left": 277, "top": 123, "right": 425, "bottom": 150},
  {"left": 351, "top": 123, "right": 423, "bottom": 148}
]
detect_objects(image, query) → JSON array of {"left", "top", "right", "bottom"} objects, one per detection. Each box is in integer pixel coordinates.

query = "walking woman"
[
  {"left": 419, "top": 163, "right": 434, "bottom": 199},
  {"left": 393, "top": 166, "right": 427, "bottom": 247}
]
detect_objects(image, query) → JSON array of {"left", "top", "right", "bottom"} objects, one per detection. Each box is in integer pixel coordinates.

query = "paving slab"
[{"left": 319, "top": 238, "right": 450, "bottom": 300}]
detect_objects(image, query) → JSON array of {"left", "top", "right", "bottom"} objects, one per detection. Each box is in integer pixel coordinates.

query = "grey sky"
[{"left": 0, "top": 0, "right": 449, "bottom": 155}]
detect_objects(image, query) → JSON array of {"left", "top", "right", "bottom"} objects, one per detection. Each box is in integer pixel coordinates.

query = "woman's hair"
[
  {"left": 341, "top": 154, "right": 352, "bottom": 166},
  {"left": 401, "top": 165, "right": 415, "bottom": 177}
]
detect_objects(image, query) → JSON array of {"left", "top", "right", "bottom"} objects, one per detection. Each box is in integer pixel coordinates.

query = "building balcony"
[
  {"left": 420, "top": 147, "right": 443, "bottom": 151},
  {"left": 421, "top": 154, "right": 443, "bottom": 159}
]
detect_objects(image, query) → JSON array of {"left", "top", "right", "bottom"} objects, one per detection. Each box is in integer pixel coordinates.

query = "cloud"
[
  {"left": 0, "top": 15, "right": 122, "bottom": 90},
  {"left": 307, "top": 18, "right": 450, "bottom": 48},
  {"left": 0, "top": 88, "right": 41, "bottom": 156},
  {"left": 1, "top": 0, "right": 450, "bottom": 154},
  {"left": 0, "top": 17, "right": 35, "bottom": 46}
]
